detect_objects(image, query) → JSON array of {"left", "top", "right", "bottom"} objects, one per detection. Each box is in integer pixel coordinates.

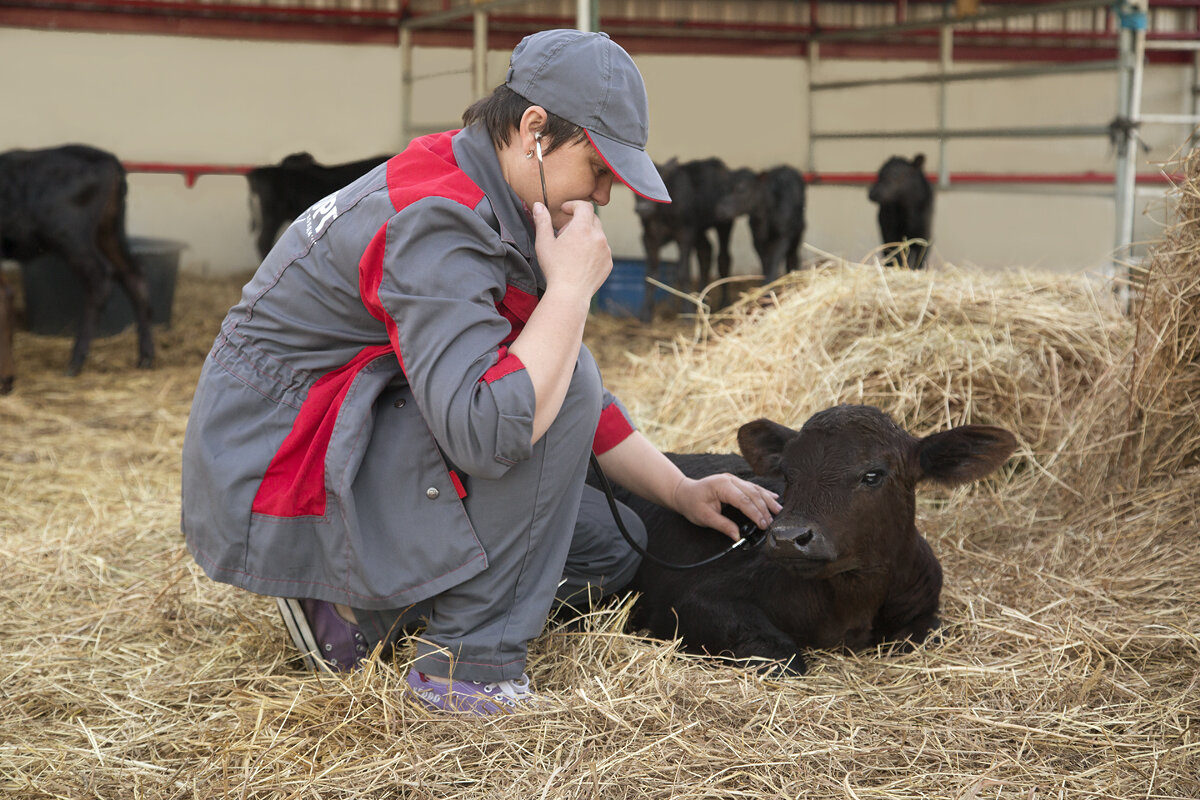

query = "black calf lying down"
[{"left": 616, "top": 405, "right": 1016, "bottom": 674}]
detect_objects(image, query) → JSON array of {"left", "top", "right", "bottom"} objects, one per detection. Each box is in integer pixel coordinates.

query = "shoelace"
[{"left": 475, "top": 674, "right": 532, "bottom": 703}]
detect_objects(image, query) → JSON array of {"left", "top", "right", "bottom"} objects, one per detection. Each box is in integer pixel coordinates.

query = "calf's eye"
[{"left": 861, "top": 469, "right": 886, "bottom": 487}]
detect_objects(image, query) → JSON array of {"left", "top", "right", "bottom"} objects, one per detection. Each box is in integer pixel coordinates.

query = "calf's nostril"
[{"left": 795, "top": 529, "right": 814, "bottom": 547}]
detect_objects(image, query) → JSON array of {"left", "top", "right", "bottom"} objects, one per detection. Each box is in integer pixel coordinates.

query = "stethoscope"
[{"left": 534, "top": 131, "right": 766, "bottom": 571}]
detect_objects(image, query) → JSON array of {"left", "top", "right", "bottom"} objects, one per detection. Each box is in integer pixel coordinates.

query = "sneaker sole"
[{"left": 274, "top": 597, "right": 333, "bottom": 674}]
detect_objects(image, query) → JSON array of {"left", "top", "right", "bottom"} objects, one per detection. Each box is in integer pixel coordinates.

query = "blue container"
[
  {"left": 19, "top": 236, "right": 184, "bottom": 337},
  {"left": 594, "top": 258, "right": 678, "bottom": 317}
]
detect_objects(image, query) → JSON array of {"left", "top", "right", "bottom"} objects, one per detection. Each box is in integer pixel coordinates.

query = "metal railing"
[{"left": 806, "top": 0, "right": 1198, "bottom": 296}]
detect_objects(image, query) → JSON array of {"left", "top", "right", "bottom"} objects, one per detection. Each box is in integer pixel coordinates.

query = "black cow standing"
[
  {"left": 247, "top": 153, "right": 389, "bottom": 260},
  {"left": 716, "top": 165, "right": 807, "bottom": 283},
  {"left": 601, "top": 405, "right": 1016, "bottom": 674},
  {"left": 868, "top": 154, "right": 934, "bottom": 270},
  {"left": 0, "top": 145, "right": 154, "bottom": 378},
  {"left": 634, "top": 158, "right": 735, "bottom": 321}
]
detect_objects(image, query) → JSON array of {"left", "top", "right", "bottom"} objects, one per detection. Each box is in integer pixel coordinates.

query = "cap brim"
[{"left": 584, "top": 130, "right": 671, "bottom": 204}]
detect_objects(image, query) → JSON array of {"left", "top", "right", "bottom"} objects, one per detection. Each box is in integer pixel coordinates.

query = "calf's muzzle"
[{"left": 765, "top": 523, "right": 836, "bottom": 562}]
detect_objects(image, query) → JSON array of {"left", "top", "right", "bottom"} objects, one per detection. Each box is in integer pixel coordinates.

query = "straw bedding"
[{"left": 2, "top": 173, "right": 1198, "bottom": 797}]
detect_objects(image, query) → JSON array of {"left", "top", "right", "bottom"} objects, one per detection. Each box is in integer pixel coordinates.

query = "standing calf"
[
  {"left": 247, "top": 152, "right": 389, "bottom": 260},
  {"left": 615, "top": 405, "right": 1016, "bottom": 674},
  {"left": 0, "top": 144, "right": 154, "bottom": 378},
  {"left": 634, "top": 158, "right": 735, "bottom": 320},
  {"left": 716, "top": 165, "right": 807, "bottom": 283},
  {"left": 868, "top": 154, "right": 934, "bottom": 270}
]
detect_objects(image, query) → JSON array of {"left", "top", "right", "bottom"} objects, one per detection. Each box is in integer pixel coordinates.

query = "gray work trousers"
[{"left": 353, "top": 349, "right": 647, "bottom": 683}]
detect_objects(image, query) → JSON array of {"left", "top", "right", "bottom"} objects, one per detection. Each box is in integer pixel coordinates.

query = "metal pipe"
[
  {"left": 806, "top": 170, "right": 1179, "bottom": 184},
  {"left": 399, "top": 25, "right": 413, "bottom": 146},
  {"left": 401, "top": 0, "right": 531, "bottom": 30},
  {"left": 1138, "top": 112, "right": 1200, "bottom": 123},
  {"left": 938, "top": 22, "right": 952, "bottom": 190},
  {"left": 812, "top": 125, "right": 1113, "bottom": 138},
  {"left": 811, "top": 0, "right": 1117, "bottom": 43},
  {"left": 123, "top": 161, "right": 253, "bottom": 188},
  {"left": 807, "top": 40, "right": 819, "bottom": 175},
  {"left": 1112, "top": 0, "right": 1149, "bottom": 309},
  {"left": 810, "top": 59, "right": 1120, "bottom": 90},
  {"left": 472, "top": 9, "right": 487, "bottom": 100},
  {"left": 1193, "top": 49, "right": 1200, "bottom": 150}
]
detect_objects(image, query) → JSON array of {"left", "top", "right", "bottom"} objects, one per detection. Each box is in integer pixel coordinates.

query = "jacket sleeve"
[
  {"left": 370, "top": 196, "right": 536, "bottom": 479},
  {"left": 594, "top": 388, "right": 636, "bottom": 454}
]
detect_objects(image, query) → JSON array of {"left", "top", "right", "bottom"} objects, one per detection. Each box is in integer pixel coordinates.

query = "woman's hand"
[
  {"left": 532, "top": 201, "right": 612, "bottom": 299},
  {"left": 672, "top": 473, "right": 782, "bottom": 542}
]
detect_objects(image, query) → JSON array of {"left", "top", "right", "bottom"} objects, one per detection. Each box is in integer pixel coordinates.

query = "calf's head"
[
  {"left": 714, "top": 168, "right": 760, "bottom": 222},
  {"left": 737, "top": 405, "right": 1016, "bottom": 577},
  {"left": 868, "top": 154, "right": 927, "bottom": 204}
]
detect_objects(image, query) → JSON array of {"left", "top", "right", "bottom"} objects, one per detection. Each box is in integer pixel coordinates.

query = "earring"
[{"left": 526, "top": 150, "right": 534, "bottom": 159}]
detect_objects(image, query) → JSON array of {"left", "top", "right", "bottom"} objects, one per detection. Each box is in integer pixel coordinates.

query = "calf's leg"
[
  {"left": 639, "top": 235, "right": 664, "bottom": 323},
  {"left": 0, "top": 273, "right": 15, "bottom": 394},
  {"left": 762, "top": 237, "right": 790, "bottom": 284},
  {"left": 100, "top": 235, "right": 155, "bottom": 368},
  {"left": 713, "top": 221, "right": 733, "bottom": 308},
  {"left": 98, "top": 183, "right": 155, "bottom": 368},
  {"left": 60, "top": 245, "right": 113, "bottom": 376}
]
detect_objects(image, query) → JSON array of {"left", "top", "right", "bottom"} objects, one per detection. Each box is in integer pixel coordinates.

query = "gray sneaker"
[
  {"left": 405, "top": 669, "right": 536, "bottom": 715},
  {"left": 275, "top": 597, "right": 369, "bottom": 673}
]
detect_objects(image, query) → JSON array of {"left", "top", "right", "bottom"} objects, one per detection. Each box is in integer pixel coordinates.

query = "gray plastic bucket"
[{"left": 19, "top": 237, "right": 184, "bottom": 338}]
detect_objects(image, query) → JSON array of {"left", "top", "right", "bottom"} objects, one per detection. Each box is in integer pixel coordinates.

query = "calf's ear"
[
  {"left": 916, "top": 425, "right": 1017, "bottom": 486},
  {"left": 912, "top": 153, "right": 926, "bottom": 169},
  {"left": 737, "top": 419, "right": 797, "bottom": 478}
]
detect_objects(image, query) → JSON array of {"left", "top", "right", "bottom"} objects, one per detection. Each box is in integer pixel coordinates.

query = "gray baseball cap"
[{"left": 506, "top": 29, "right": 671, "bottom": 204}]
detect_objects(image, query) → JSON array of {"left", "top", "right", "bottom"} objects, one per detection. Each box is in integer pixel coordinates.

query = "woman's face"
[{"left": 532, "top": 136, "right": 614, "bottom": 229}]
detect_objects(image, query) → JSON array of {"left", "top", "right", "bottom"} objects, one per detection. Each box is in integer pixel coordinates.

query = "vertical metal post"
[
  {"left": 1192, "top": 50, "right": 1200, "bottom": 150},
  {"left": 807, "top": 40, "right": 819, "bottom": 175},
  {"left": 577, "top": 0, "right": 593, "bottom": 32},
  {"left": 938, "top": 22, "right": 953, "bottom": 189},
  {"left": 472, "top": 10, "right": 488, "bottom": 100},
  {"left": 1113, "top": 0, "right": 1147, "bottom": 306},
  {"left": 399, "top": 25, "right": 413, "bottom": 146}
]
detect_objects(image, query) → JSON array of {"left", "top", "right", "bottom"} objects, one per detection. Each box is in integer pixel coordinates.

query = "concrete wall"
[{"left": 1, "top": 25, "right": 1192, "bottom": 279}]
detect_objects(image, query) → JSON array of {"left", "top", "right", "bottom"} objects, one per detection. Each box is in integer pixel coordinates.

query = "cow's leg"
[
  {"left": 0, "top": 272, "right": 15, "bottom": 394},
  {"left": 785, "top": 232, "right": 803, "bottom": 273},
  {"left": 692, "top": 233, "right": 713, "bottom": 298},
  {"left": 668, "top": 234, "right": 701, "bottom": 315},
  {"left": 713, "top": 221, "right": 733, "bottom": 308},
  {"left": 664, "top": 595, "right": 807, "bottom": 675},
  {"left": 60, "top": 246, "right": 113, "bottom": 376},
  {"left": 908, "top": 237, "right": 929, "bottom": 270},
  {"left": 100, "top": 234, "right": 155, "bottom": 369},
  {"left": 878, "top": 206, "right": 905, "bottom": 267},
  {"left": 257, "top": 216, "right": 284, "bottom": 262},
  {"left": 639, "top": 235, "right": 662, "bottom": 323},
  {"left": 762, "top": 237, "right": 792, "bottom": 284},
  {"left": 98, "top": 190, "right": 155, "bottom": 369}
]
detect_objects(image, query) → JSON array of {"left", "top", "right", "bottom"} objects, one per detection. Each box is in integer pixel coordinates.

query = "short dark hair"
[{"left": 462, "top": 85, "right": 588, "bottom": 155}]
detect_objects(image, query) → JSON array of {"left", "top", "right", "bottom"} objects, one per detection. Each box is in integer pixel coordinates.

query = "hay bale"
[
  {"left": 610, "top": 263, "right": 1131, "bottom": 502},
  {"left": 1128, "top": 146, "right": 1200, "bottom": 484}
]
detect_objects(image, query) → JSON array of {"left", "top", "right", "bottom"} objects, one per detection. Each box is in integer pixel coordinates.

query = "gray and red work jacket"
[{"left": 181, "top": 125, "right": 636, "bottom": 609}]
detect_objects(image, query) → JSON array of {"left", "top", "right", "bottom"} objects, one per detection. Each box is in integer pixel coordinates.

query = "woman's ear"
[{"left": 518, "top": 106, "right": 549, "bottom": 152}]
